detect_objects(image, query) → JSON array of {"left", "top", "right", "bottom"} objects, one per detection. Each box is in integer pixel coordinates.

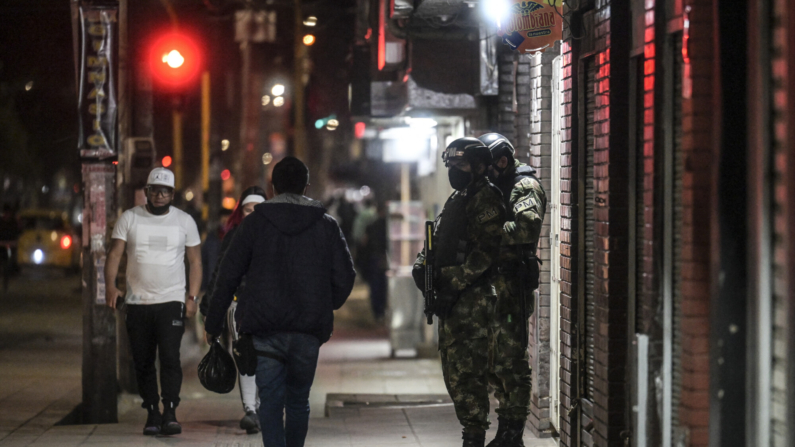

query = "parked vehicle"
[{"left": 16, "top": 210, "right": 80, "bottom": 271}]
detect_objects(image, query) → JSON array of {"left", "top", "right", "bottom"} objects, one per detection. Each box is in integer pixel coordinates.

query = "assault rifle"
[{"left": 423, "top": 220, "right": 436, "bottom": 325}]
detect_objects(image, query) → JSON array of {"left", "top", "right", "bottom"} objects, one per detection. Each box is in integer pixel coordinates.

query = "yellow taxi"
[{"left": 17, "top": 209, "right": 80, "bottom": 270}]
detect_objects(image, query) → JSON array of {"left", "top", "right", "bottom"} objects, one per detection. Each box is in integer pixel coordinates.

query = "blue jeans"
[{"left": 254, "top": 333, "right": 320, "bottom": 447}]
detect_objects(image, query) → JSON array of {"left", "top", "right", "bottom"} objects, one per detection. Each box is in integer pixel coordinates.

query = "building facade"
[{"left": 352, "top": 0, "right": 795, "bottom": 445}]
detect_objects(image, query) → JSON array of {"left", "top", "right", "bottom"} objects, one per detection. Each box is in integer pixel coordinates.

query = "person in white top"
[{"left": 104, "top": 167, "right": 202, "bottom": 437}]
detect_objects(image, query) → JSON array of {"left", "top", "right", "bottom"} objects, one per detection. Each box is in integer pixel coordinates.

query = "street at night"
[{"left": 2, "top": 0, "right": 795, "bottom": 446}]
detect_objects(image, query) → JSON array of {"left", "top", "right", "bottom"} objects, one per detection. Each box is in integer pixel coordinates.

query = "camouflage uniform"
[
  {"left": 414, "top": 177, "right": 506, "bottom": 431},
  {"left": 488, "top": 159, "right": 547, "bottom": 422}
]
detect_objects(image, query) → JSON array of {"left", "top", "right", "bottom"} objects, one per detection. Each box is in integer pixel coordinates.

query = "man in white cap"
[{"left": 104, "top": 167, "right": 202, "bottom": 436}]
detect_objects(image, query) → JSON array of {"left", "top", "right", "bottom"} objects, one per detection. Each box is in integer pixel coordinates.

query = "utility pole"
[{"left": 71, "top": 0, "right": 119, "bottom": 424}]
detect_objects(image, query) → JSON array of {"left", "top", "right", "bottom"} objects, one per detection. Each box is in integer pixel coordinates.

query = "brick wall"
[
  {"left": 558, "top": 38, "right": 579, "bottom": 447},
  {"left": 770, "top": 0, "right": 789, "bottom": 443},
  {"left": 678, "top": 0, "right": 715, "bottom": 445},
  {"left": 527, "top": 44, "right": 559, "bottom": 438}
]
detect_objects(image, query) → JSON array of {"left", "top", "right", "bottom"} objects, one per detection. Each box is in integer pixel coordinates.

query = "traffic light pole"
[
  {"left": 173, "top": 108, "right": 183, "bottom": 189},
  {"left": 293, "top": 0, "right": 306, "bottom": 161},
  {"left": 201, "top": 71, "right": 210, "bottom": 219}
]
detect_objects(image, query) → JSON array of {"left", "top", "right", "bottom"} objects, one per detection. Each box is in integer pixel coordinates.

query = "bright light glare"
[
  {"left": 262, "top": 95, "right": 271, "bottom": 106},
  {"left": 407, "top": 117, "right": 438, "bottom": 128},
  {"left": 60, "top": 235, "right": 72, "bottom": 250},
  {"left": 185, "top": 190, "right": 194, "bottom": 201},
  {"left": 262, "top": 153, "right": 273, "bottom": 165},
  {"left": 25, "top": 81, "right": 33, "bottom": 91},
  {"left": 483, "top": 0, "right": 510, "bottom": 23},
  {"left": 273, "top": 96, "right": 285, "bottom": 107},
  {"left": 221, "top": 169, "right": 231, "bottom": 181},
  {"left": 162, "top": 50, "right": 185, "bottom": 68},
  {"left": 221, "top": 139, "right": 230, "bottom": 151},
  {"left": 271, "top": 84, "right": 285, "bottom": 96},
  {"left": 222, "top": 197, "right": 236, "bottom": 210},
  {"left": 50, "top": 231, "right": 58, "bottom": 242},
  {"left": 303, "top": 16, "right": 317, "bottom": 27},
  {"left": 303, "top": 34, "right": 316, "bottom": 46},
  {"left": 33, "top": 249, "right": 44, "bottom": 264},
  {"left": 326, "top": 119, "right": 339, "bottom": 131}
]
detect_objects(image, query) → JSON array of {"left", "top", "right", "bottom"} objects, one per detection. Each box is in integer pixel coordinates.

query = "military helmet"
[
  {"left": 442, "top": 137, "right": 492, "bottom": 167},
  {"left": 478, "top": 133, "right": 515, "bottom": 160}
]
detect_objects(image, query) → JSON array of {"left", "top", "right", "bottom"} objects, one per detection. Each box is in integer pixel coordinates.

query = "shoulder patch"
[
  {"left": 476, "top": 207, "right": 500, "bottom": 224},
  {"left": 519, "top": 177, "right": 534, "bottom": 188},
  {"left": 514, "top": 198, "right": 537, "bottom": 214}
]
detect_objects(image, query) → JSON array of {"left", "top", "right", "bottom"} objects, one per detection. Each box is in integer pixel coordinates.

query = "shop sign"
[
  {"left": 77, "top": 4, "right": 118, "bottom": 158},
  {"left": 498, "top": 0, "right": 563, "bottom": 54}
]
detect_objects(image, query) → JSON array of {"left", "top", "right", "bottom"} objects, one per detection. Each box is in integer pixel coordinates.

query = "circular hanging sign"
[{"left": 497, "top": 0, "right": 563, "bottom": 54}]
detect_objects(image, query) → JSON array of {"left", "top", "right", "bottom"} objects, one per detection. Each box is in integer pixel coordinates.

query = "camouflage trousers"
[
  {"left": 488, "top": 273, "right": 533, "bottom": 421},
  {"left": 438, "top": 284, "right": 497, "bottom": 431}
]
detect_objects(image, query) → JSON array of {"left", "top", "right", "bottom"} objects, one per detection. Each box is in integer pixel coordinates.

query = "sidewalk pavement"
[{"left": 0, "top": 276, "right": 556, "bottom": 447}]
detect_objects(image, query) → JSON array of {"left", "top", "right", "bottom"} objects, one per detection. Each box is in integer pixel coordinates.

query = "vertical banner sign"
[
  {"left": 78, "top": 4, "right": 118, "bottom": 158},
  {"left": 498, "top": 0, "right": 563, "bottom": 54}
]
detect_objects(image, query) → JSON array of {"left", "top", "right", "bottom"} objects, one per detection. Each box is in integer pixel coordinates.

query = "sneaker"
[
  {"left": 160, "top": 406, "right": 182, "bottom": 436},
  {"left": 143, "top": 405, "right": 161, "bottom": 436},
  {"left": 240, "top": 411, "right": 259, "bottom": 434}
]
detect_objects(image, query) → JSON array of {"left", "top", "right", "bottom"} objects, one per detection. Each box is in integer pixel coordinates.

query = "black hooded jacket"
[{"left": 205, "top": 194, "right": 356, "bottom": 343}]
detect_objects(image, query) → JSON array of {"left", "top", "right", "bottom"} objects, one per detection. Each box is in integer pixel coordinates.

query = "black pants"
[{"left": 126, "top": 302, "right": 185, "bottom": 409}]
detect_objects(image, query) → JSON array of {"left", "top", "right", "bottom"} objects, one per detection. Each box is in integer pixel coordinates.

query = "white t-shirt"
[{"left": 111, "top": 205, "right": 201, "bottom": 305}]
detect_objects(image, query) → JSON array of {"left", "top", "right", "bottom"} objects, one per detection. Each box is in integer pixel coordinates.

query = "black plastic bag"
[{"left": 198, "top": 339, "right": 237, "bottom": 394}]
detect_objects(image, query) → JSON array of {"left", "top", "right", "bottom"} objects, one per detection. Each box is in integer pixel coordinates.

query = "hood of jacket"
[{"left": 256, "top": 193, "right": 327, "bottom": 236}]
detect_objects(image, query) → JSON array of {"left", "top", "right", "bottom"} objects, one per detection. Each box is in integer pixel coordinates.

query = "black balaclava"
[
  {"left": 448, "top": 166, "right": 472, "bottom": 191},
  {"left": 146, "top": 201, "right": 172, "bottom": 215}
]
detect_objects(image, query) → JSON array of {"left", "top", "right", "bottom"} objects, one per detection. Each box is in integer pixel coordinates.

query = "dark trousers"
[
  {"left": 125, "top": 302, "right": 185, "bottom": 409},
  {"left": 254, "top": 333, "right": 320, "bottom": 447},
  {"left": 364, "top": 259, "right": 387, "bottom": 319}
]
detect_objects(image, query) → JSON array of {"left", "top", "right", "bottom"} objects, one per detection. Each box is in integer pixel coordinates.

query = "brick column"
[
  {"left": 558, "top": 38, "right": 579, "bottom": 447},
  {"left": 678, "top": 0, "right": 715, "bottom": 445},
  {"left": 591, "top": 0, "right": 632, "bottom": 444},
  {"left": 527, "top": 43, "right": 559, "bottom": 438}
]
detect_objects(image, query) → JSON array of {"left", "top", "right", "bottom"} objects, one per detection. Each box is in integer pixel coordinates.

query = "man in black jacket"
[{"left": 205, "top": 156, "right": 356, "bottom": 447}]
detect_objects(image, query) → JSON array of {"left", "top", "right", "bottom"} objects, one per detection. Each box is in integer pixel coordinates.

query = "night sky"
[{"left": 0, "top": 1, "right": 79, "bottom": 191}]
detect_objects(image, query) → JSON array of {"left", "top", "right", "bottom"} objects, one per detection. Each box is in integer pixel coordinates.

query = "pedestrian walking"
[
  {"left": 360, "top": 202, "right": 388, "bottom": 323},
  {"left": 412, "top": 137, "right": 507, "bottom": 447},
  {"left": 200, "top": 185, "right": 267, "bottom": 434},
  {"left": 204, "top": 156, "right": 356, "bottom": 447},
  {"left": 104, "top": 167, "right": 202, "bottom": 436},
  {"left": 479, "top": 133, "right": 547, "bottom": 447}
]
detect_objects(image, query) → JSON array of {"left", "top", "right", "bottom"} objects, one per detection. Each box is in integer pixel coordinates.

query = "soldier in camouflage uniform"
[
  {"left": 478, "top": 133, "right": 547, "bottom": 447},
  {"left": 412, "top": 137, "right": 506, "bottom": 447}
]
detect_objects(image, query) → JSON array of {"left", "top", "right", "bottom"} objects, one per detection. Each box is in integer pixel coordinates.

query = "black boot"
[
  {"left": 160, "top": 403, "right": 182, "bottom": 435},
  {"left": 143, "top": 404, "right": 161, "bottom": 436},
  {"left": 462, "top": 428, "right": 486, "bottom": 447},
  {"left": 486, "top": 417, "right": 525, "bottom": 447}
]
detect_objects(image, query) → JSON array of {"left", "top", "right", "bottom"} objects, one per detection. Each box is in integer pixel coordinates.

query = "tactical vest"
[{"left": 434, "top": 193, "right": 470, "bottom": 268}]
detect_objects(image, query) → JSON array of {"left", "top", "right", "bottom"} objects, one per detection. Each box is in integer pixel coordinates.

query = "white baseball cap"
[{"left": 147, "top": 168, "right": 175, "bottom": 188}]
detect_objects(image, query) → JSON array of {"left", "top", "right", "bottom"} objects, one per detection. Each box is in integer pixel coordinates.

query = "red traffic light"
[{"left": 148, "top": 31, "right": 202, "bottom": 89}]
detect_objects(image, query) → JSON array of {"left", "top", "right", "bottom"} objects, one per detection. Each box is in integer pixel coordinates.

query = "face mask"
[
  {"left": 146, "top": 202, "right": 172, "bottom": 215},
  {"left": 448, "top": 167, "right": 472, "bottom": 191}
]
